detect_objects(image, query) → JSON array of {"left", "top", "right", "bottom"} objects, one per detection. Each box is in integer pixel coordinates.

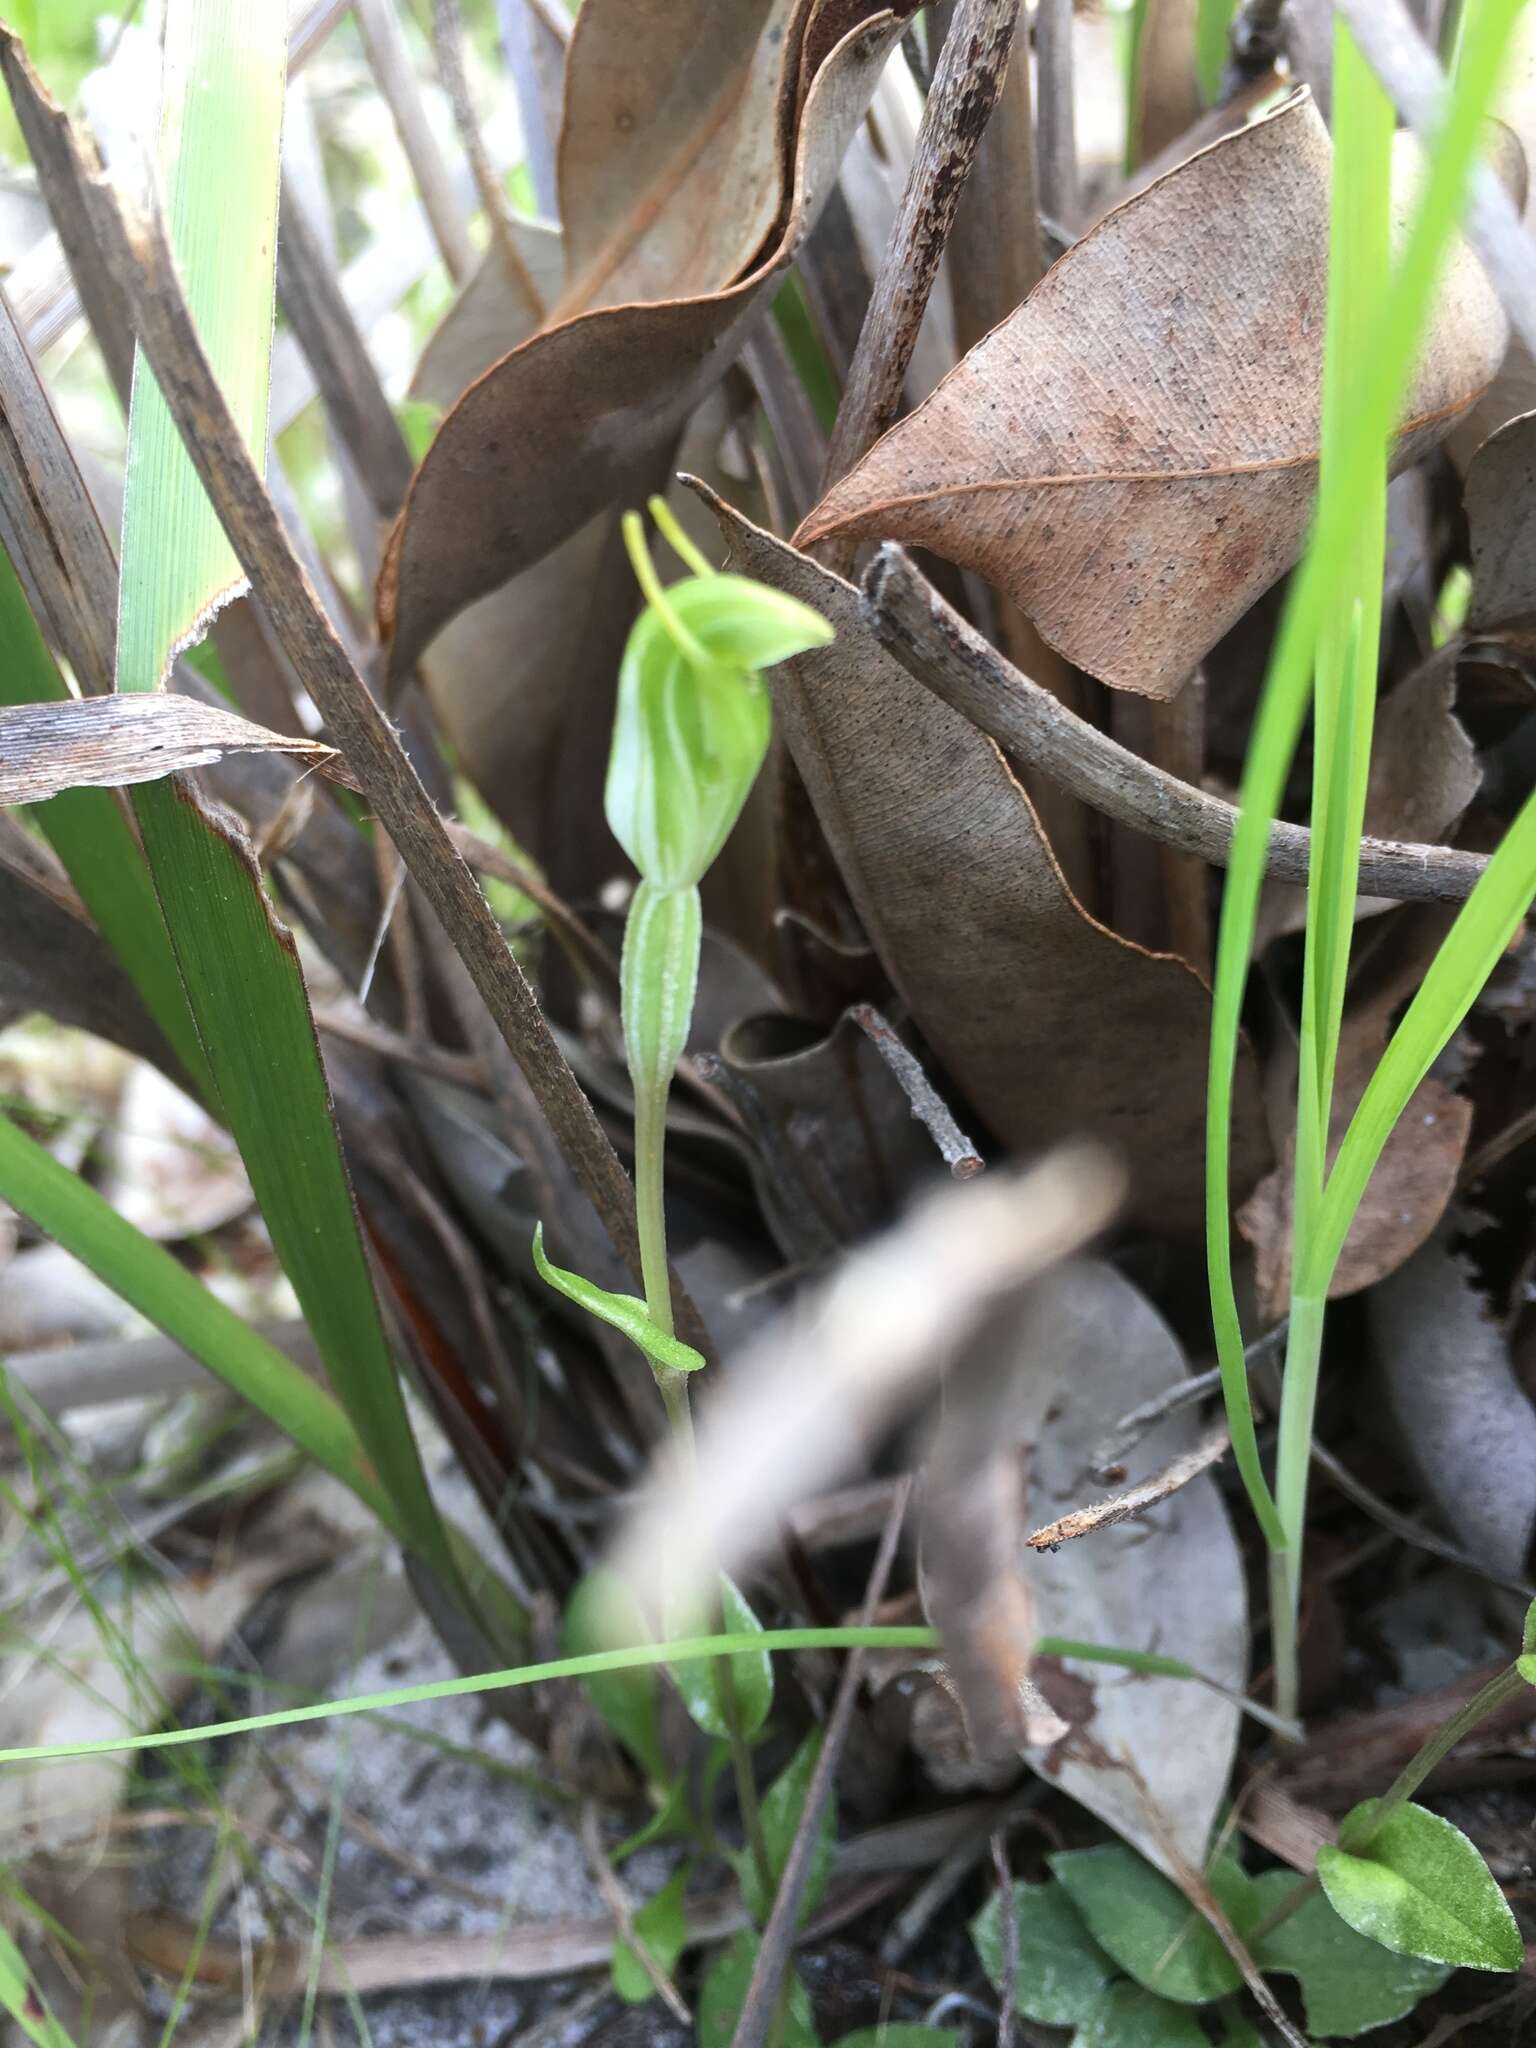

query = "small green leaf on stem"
[
  {"left": 1317, "top": 1801, "right": 1523, "bottom": 1971},
  {"left": 612, "top": 1866, "right": 690, "bottom": 2004},
  {"left": 1522, "top": 1596, "right": 1536, "bottom": 1658},
  {"left": 531, "top": 1224, "right": 706, "bottom": 1375},
  {"left": 667, "top": 1575, "right": 773, "bottom": 1739},
  {"left": 741, "top": 1729, "right": 835, "bottom": 1927}
]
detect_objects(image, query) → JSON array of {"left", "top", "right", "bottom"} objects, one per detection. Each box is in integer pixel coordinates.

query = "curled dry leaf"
[
  {"left": 798, "top": 92, "right": 1508, "bottom": 700},
  {"left": 378, "top": 0, "right": 916, "bottom": 680},
  {"left": 0, "top": 693, "right": 337, "bottom": 805},
  {"left": 706, "top": 495, "right": 1270, "bottom": 1235},
  {"left": 1466, "top": 406, "right": 1536, "bottom": 647},
  {"left": 1016, "top": 1260, "right": 1247, "bottom": 1876},
  {"left": 1367, "top": 1217, "right": 1536, "bottom": 1582}
]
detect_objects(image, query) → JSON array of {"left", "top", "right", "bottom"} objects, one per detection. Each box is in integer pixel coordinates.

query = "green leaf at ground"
[
  {"left": 668, "top": 1575, "right": 773, "bottom": 1739},
  {"left": 532, "top": 1223, "right": 706, "bottom": 1376},
  {"left": 1072, "top": 1982, "right": 1209, "bottom": 2047},
  {"left": 612, "top": 1865, "right": 689, "bottom": 2003},
  {"left": 742, "top": 1729, "right": 834, "bottom": 1927},
  {"left": 1317, "top": 1801, "right": 1523, "bottom": 1971},
  {"left": 1049, "top": 1846, "right": 1253, "bottom": 2005},
  {"left": 561, "top": 1568, "right": 665, "bottom": 1782},
  {"left": 697, "top": 1932, "right": 817, "bottom": 2048},
  {"left": 1251, "top": 1873, "right": 1450, "bottom": 2036},
  {"left": 969, "top": 1881, "right": 1113, "bottom": 2024}
]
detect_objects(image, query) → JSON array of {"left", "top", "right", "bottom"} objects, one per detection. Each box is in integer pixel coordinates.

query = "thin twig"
[
  {"left": 990, "top": 1830, "right": 1018, "bottom": 2048},
  {"left": 77, "top": 165, "right": 707, "bottom": 1347},
  {"left": 1337, "top": 0, "right": 1536, "bottom": 362},
  {"left": 1310, "top": 1439, "right": 1536, "bottom": 1601},
  {"left": 821, "top": 0, "right": 1023, "bottom": 496},
  {"left": 495, "top": 0, "right": 561, "bottom": 217},
  {"left": 1033, "top": 0, "right": 1078, "bottom": 232},
  {"left": 730, "top": 1480, "right": 914, "bottom": 2048},
  {"left": 275, "top": 175, "right": 416, "bottom": 518},
  {"left": 1028, "top": 1423, "right": 1231, "bottom": 1550},
  {"left": 433, "top": 0, "right": 547, "bottom": 318},
  {"left": 353, "top": 0, "right": 475, "bottom": 285},
  {"left": 579, "top": 1805, "right": 691, "bottom": 2024},
  {"left": 850, "top": 1006, "right": 984, "bottom": 1178},
  {"left": 863, "top": 545, "right": 1488, "bottom": 905},
  {"left": 1094, "top": 1367, "right": 1223, "bottom": 1476}
]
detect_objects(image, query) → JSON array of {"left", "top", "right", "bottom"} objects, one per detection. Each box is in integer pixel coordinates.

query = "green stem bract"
[{"left": 1206, "top": 0, "right": 1528, "bottom": 1564}]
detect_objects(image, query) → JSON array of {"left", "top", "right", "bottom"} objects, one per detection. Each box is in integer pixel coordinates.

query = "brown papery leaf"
[
  {"left": 798, "top": 92, "right": 1508, "bottom": 700},
  {"left": 377, "top": 2, "right": 914, "bottom": 681},
  {"left": 0, "top": 694, "right": 336, "bottom": 806},
  {"left": 556, "top": 0, "right": 800, "bottom": 314},
  {"left": 1466, "top": 406, "right": 1536, "bottom": 646},
  {"left": 705, "top": 495, "right": 1271, "bottom": 1236},
  {"left": 1368, "top": 1217, "right": 1536, "bottom": 1583}
]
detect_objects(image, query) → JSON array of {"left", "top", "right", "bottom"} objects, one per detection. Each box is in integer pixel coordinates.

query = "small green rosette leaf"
[
  {"left": 970, "top": 1881, "right": 1113, "bottom": 2025},
  {"left": 1250, "top": 1873, "right": 1449, "bottom": 2036},
  {"left": 1318, "top": 1800, "right": 1523, "bottom": 1972},
  {"left": 741, "top": 1729, "right": 835, "bottom": 1927},
  {"left": 531, "top": 1223, "right": 705, "bottom": 1375}
]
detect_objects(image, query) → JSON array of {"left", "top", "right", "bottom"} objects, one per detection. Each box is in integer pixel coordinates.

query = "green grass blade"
[
  {"left": 0, "top": 1109, "right": 402, "bottom": 1537},
  {"left": 1195, "top": 0, "right": 1236, "bottom": 102},
  {"left": 1205, "top": 0, "right": 1530, "bottom": 1556},
  {"left": 110, "top": 0, "right": 465, "bottom": 1602},
  {"left": 0, "top": 1627, "right": 1279, "bottom": 1767},
  {"left": 1309, "top": 792, "right": 1536, "bottom": 1291},
  {"left": 0, "top": 543, "right": 210, "bottom": 1094},
  {"left": 1272, "top": 24, "right": 1397, "bottom": 1673}
]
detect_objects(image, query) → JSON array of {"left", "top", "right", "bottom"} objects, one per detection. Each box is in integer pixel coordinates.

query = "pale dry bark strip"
[
  {"left": 821, "top": 0, "right": 1023, "bottom": 496},
  {"left": 433, "top": 0, "right": 547, "bottom": 318},
  {"left": 863, "top": 545, "right": 1489, "bottom": 904},
  {"left": 1034, "top": 0, "right": 1079, "bottom": 230},
  {"left": 1027, "top": 1421, "right": 1231, "bottom": 1550},
  {"left": 76, "top": 170, "right": 699, "bottom": 1344}
]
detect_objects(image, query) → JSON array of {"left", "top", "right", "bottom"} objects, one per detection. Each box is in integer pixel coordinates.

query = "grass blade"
[
  {"left": 109, "top": 0, "right": 465, "bottom": 1602},
  {"left": 0, "top": 1109, "right": 401, "bottom": 1537},
  {"left": 1205, "top": 0, "right": 1530, "bottom": 1557}
]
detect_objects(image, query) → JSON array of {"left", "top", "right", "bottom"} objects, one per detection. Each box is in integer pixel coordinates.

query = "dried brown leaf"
[
  {"left": 707, "top": 496, "right": 1271, "bottom": 1236},
  {"left": 1367, "top": 1217, "right": 1536, "bottom": 1582},
  {"left": 1015, "top": 1260, "right": 1247, "bottom": 1875},
  {"left": 1238, "top": 951, "right": 1473, "bottom": 1314},
  {"left": 1467, "top": 406, "right": 1536, "bottom": 645},
  {"left": 0, "top": 694, "right": 336, "bottom": 806},
  {"left": 378, "top": 3, "right": 913, "bottom": 679},
  {"left": 798, "top": 93, "right": 1508, "bottom": 699}
]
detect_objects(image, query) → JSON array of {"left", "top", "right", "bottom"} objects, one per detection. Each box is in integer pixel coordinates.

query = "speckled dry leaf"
[
  {"left": 556, "top": 0, "right": 799, "bottom": 314},
  {"left": 1016, "top": 1260, "right": 1247, "bottom": 1875},
  {"left": 706, "top": 495, "right": 1270, "bottom": 1236},
  {"left": 1467, "top": 407, "right": 1536, "bottom": 646},
  {"left": 798, "top": 92, "right": 1508, "bottom": 699},
  {"left": 0, "top": 693, "right": 336, "bottom": 805},
  {"left": 1238, "top": 957, "right": 1472, "bottom": 1316},
  {"left": 1368, "top": 1217, "right": 1536, "bottom": 1582},
  {"left": 378, "top": 2, "right": 912, "bottom": 680}
]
